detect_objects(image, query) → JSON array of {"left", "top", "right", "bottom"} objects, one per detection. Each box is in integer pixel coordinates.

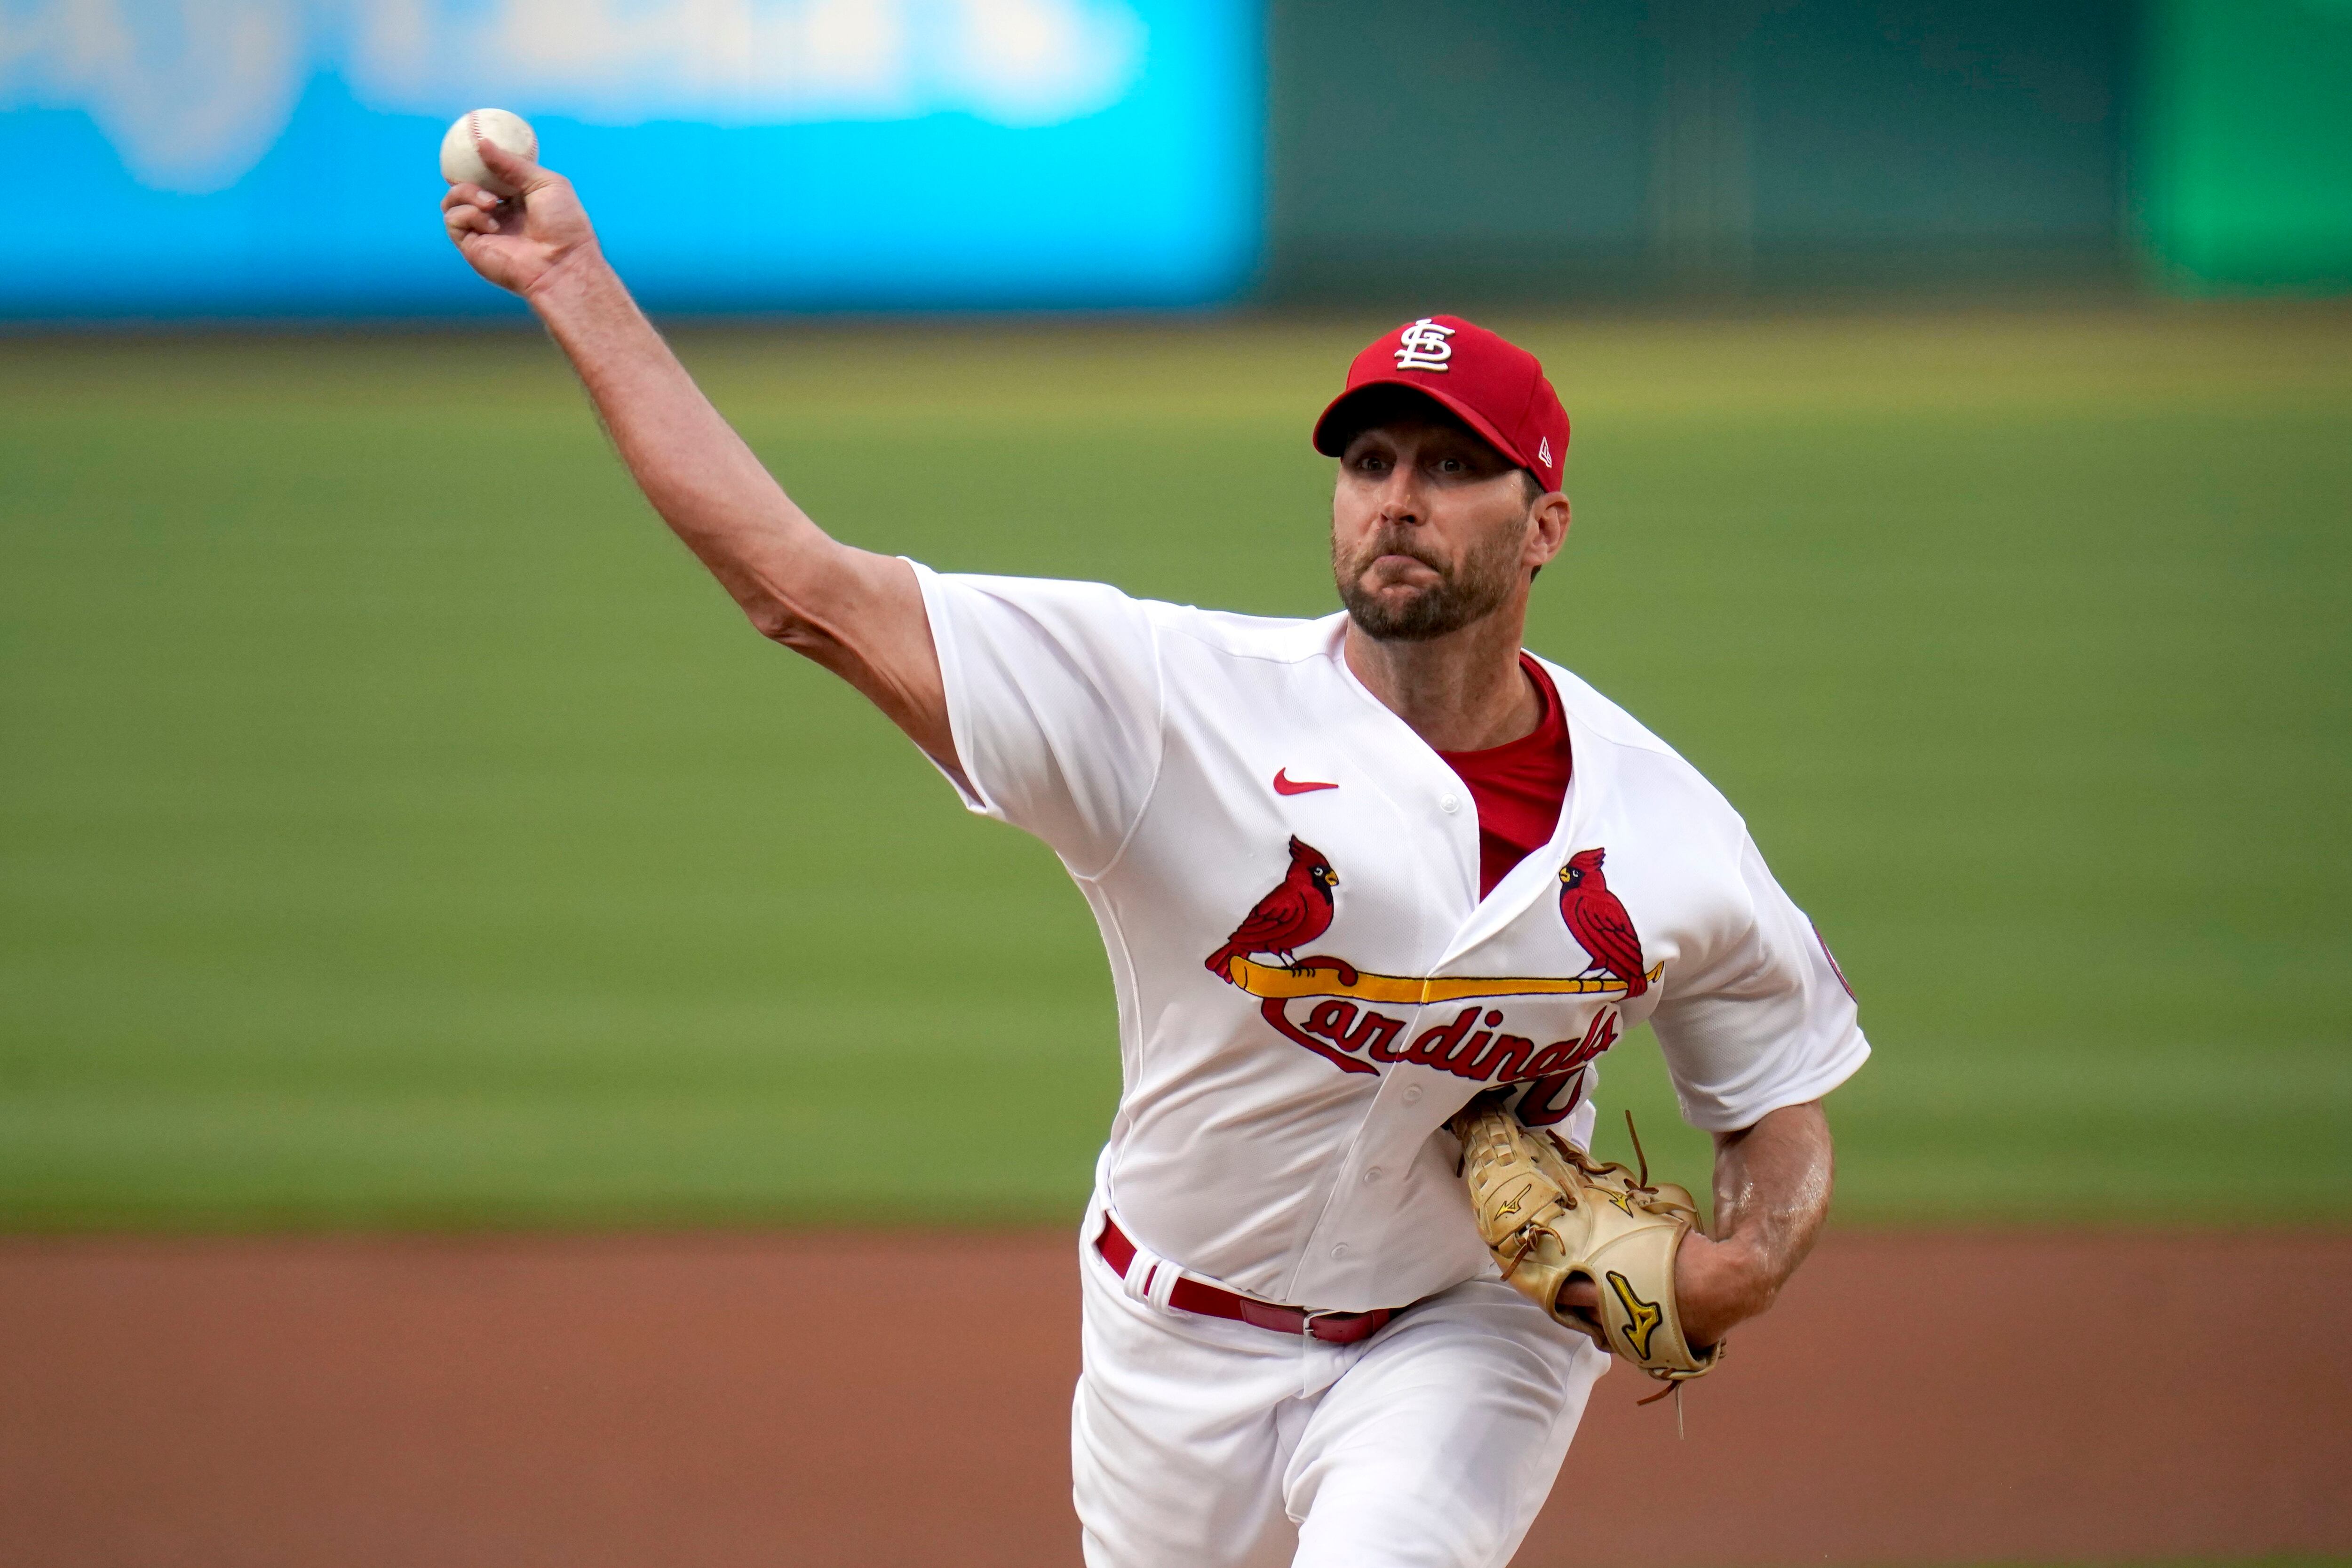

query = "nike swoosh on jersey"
[{"left": 1273, "top": 769, "right": 1338, "bottom": 796}]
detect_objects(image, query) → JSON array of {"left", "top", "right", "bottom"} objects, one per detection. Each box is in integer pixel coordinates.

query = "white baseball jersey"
[{"left": 913, "top": 564, "right": 1868, "bottom": 1314}]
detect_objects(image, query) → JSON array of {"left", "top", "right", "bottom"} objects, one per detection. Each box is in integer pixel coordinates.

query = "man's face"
[{"left": 1331, "top": 411, "right": 1542, "bottom": 642}]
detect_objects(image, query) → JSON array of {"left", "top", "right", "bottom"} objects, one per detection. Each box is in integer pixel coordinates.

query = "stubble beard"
[{"left": 1334, "top": 522, "right": 1524, "bottom": 642}]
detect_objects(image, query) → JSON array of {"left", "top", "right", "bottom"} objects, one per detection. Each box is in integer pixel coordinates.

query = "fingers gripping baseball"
[{"left": 441, "top": 139, "right": 597, "bottom": 298}]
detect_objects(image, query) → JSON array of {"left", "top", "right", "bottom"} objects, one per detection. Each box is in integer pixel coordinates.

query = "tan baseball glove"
[{"left": 1451, "top": 1096, "right": 1724, "bottom": 1397}]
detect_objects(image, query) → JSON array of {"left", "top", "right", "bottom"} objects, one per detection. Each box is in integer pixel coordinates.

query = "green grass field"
[{"left": 2, "top": 304, "right": 2347, "bottom": 1230}]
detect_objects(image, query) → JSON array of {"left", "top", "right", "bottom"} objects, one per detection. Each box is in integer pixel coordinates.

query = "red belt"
[{"left": 1095, "top": 1217, "right": 1398, "bottom": 1345}]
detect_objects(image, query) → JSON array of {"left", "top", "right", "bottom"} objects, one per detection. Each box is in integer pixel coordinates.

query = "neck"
[{"left": 1343, "top": 605, "right": 1541, "bottom": 752}]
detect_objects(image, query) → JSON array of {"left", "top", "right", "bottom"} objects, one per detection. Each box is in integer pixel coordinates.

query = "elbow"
[
  {"left": 743, "top": 597, "right": 803, "bottom": 644},
  {"left": 743, "top": 595, "right": 834, "bottom": 656}
]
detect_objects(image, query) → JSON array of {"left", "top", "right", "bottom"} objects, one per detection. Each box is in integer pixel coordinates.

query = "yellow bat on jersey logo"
[
  {"left": 1220, "top": 956, "right": 1661, "bottom": 1004},
  {"left": 1605, "top": 1270, "right": 1663, "bottom": 1360}
]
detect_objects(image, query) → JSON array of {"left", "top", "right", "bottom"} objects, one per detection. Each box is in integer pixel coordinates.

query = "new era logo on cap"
[{"left": 1312, "top": 314, "right": 1571, "bottom": 491}]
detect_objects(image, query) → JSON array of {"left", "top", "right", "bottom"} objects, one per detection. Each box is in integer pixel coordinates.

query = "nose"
[{"left": 1370, "top": 463, "right": 1422, "bottom": 526}]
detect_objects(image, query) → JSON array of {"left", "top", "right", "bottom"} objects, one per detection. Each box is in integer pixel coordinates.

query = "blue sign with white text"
[{"left": 0, "top": 0, "right": 1261, "bottom": 316}]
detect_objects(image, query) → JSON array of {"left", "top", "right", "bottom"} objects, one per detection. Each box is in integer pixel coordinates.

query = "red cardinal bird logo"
[
  {"left": 1204, "top": 836, "right": 1339, "bottom": 982},
  {"left": 1557, "top": 847, "right": 1647, "bottom": 999}
]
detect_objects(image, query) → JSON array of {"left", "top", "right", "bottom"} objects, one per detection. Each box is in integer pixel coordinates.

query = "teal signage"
[{"left": 0, "top": 0, "right": 1262, "bottom": 316}]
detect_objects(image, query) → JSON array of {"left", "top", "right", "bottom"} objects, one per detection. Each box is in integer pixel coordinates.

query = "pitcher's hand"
[{"left": 441, "top": 139, "right": 597, "bottom": 298}]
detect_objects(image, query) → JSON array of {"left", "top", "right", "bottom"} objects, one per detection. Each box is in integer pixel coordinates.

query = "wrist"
[
  {"left": 1677, "top": 1231, "right": 1774, "bottom": 1347},
  {"left": 522, "top": 242, "right": 615, "bottom": 318},
  {"left": 1712, "top": 1232, "right": 1772, "bottom": 1287}
]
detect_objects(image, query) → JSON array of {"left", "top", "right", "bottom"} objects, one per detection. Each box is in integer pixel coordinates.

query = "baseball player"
[{"left": 445, "top": 143, "right": 1867, "bottom": 1568}]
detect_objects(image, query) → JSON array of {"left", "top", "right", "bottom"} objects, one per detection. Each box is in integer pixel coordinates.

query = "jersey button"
[
  {"left": 1402, "top": 1085, "right": 1423, "bottom": 1104},
  {"left": 1331, "top": 1242, "right": 1350, "bottom": 1259},
  {"left": 1439, "top": 792, "right": 1462, "bottom": 814},
  {"left": 1363, "top": 1167, "right": 1383, "bottom": 1184}
]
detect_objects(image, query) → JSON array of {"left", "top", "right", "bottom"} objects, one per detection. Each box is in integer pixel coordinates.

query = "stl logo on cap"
[{"left": 1393, "top": 318, "right": 1456, "bottom": 373}]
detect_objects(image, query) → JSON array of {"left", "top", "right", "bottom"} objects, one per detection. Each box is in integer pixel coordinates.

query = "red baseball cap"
[{"left": 1311, "top": 315, "right": 1570, "bottom": 493}]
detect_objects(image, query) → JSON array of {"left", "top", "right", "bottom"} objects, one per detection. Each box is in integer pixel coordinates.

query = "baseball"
[{"left": 438, "top": 109, "right": 538, "bottom": 198}]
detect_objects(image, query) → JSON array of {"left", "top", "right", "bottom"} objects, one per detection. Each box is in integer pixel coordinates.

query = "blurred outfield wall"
[
  {"left": 0, "top": 0, "right": 2347, "bottom": 316},
  {"left": 1268, "top": 0, "right": 2134, "bottom": 299},
  {"left": 1269, "top": 0, "right": 2352, "bottom": 302}
]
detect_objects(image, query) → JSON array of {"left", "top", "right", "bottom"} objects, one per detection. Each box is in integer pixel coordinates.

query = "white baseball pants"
[{"left": 1071, "top": 1205, "right": 1609, "bottom": 1568}]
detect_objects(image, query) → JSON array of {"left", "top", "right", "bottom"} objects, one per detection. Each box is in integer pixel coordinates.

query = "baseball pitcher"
[{"left": 445, "top": 140, "right": 1867, "bottom": 1568}]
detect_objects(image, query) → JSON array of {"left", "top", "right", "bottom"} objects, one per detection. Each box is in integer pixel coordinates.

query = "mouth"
[{"left": 1367, "top": 551, "right": 1443, "bottom": 580}]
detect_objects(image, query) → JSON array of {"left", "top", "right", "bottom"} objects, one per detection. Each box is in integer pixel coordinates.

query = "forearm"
[
  {"left": 442, "top": 146, "right": 951, "bottom": 761},
  {"left": 1678, "top": 1100, "right": 1834, "bottom": 1344},
  {"left": 521, "top": 255, "right": 949, "bottom": 756},
  {"left": 525, "top": 255, "right": 831, "bottom": 638}
]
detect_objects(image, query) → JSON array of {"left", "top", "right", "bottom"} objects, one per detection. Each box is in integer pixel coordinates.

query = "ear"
[{"left": 1525, "top": 491, "right": 1571, "bottom": 570}]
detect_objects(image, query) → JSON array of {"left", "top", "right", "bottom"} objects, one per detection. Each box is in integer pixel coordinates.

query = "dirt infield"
[{"left": 1, "top": 1230, "right": 2344, "bottom": 1568}]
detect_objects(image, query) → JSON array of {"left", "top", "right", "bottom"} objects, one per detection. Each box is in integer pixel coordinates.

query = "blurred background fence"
[{"left": 4, "top": 0, "right": 2351, "bottom": 318}]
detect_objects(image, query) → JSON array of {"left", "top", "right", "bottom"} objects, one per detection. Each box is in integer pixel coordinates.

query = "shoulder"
[
  {"left": 910, "top": 565, "right": 1335, "bottom": 661},
  {"left": 1533, "top": 659, "right": 1784, "bottom": 975},
  {"left": 910, "top": 565, "right": 1146, "bottom": 623},
  {"left": 1150, "top": 601, "right": 1345, "bottom": 665},
  {"left": 1534, "top": 654, "right": 1749, "bottom": 844}
]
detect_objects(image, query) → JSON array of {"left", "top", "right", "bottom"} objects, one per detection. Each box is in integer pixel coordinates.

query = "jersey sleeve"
[
  {"left": 910, "top": 563, "right": 1166, "bottom": 878},
  {"left": 1646, "top": 835, "right": 1869, "bottom": 1131}
]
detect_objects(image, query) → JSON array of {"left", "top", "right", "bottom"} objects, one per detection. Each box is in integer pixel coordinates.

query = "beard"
[{"left": 1334, "top": 522, "right": 1524, "bottom": 642}]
